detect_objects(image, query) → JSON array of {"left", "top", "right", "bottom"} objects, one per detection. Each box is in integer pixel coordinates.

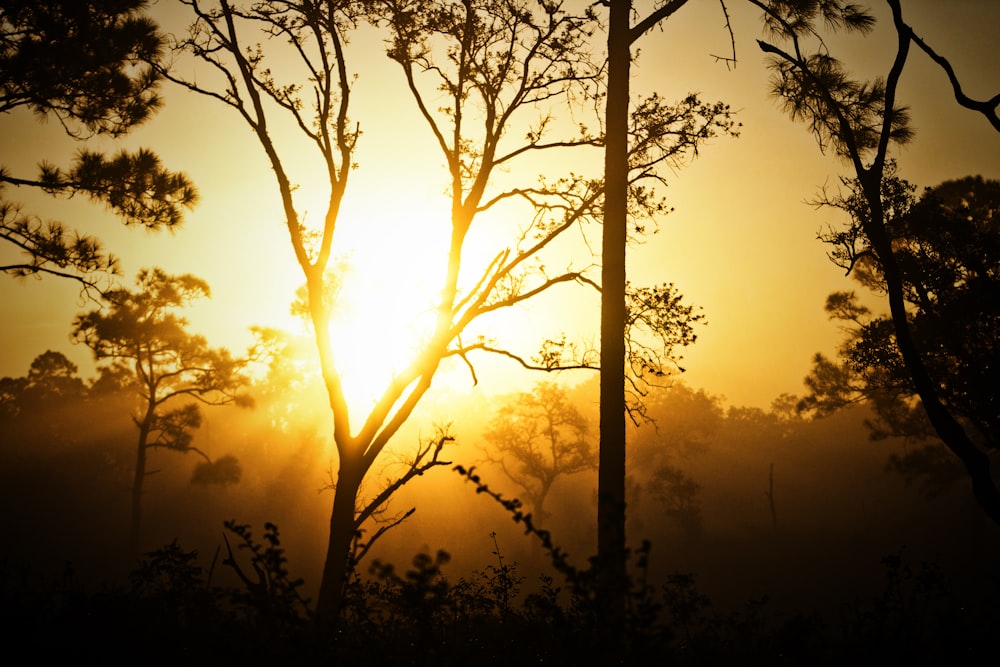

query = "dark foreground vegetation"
[{"left": 3, "top": 521, "right": 997, "bottom": 666}]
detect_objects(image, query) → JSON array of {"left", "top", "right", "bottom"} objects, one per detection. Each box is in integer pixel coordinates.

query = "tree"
[
  {"left": 646, "top": 465, "right": 702, "bottom": 533},
  {"left": 164, "top": 0, "right": 603, "bottom": 622},
  {"left": 2, "top": 349, "right": 86, "bottom": 405},
  {"left": 0, "top": 0, "right": 198, "bottom": 292},
  {"left": 800, "top": 174, "right": 1000, "bottom": 495},
  {"left": 0, "top": 349, "right": 89, "bottom": 452},
  {"left": 596, "top": 0, "right": 740, "bottom": 638},
  {"left": 483, "top": 381, "right": 595, "bottom": 525},
  {"left": 626, "top": 382, "right": 724, "bottom": 538},
  {"left": 755, "top": 0, "right": 1000, "bottom": 525},
  {"left": 72, "top": 268, "right": 253, "bottom": 555}
]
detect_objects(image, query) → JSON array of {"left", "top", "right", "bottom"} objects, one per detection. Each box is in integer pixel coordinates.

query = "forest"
[{"left": 2, "top": 0, "right": 999, "bottom": 663}]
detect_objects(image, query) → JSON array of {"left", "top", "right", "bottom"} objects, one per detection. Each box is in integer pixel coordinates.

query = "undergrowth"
[{"left": 1, "top": 498, "right": 996, "bottom": 665}]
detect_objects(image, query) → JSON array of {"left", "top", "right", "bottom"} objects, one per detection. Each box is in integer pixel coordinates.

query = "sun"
[
  {"left": 323, "top": 193, "right": 453, "bottom": 416},
  {"left": 296, "top": 182, "right": 596, "bottom": 419}
]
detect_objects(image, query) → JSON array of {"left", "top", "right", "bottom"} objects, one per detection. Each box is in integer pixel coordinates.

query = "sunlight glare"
[{"left": 325, "top": 193, "right": 450, "bottom": 416}]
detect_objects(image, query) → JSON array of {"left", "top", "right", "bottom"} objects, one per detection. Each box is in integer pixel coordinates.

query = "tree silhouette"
[
  {"left": 164, "top": 0, "right": 598, "bottom": 622},
  {"left": 755, "top": 0, "right": 1000, "bottom": 525},
  {"left": 10, "top": 349, "right": 86, "bottom": 403},
  {"left": 72, "top": 268, "right": 253, "bottom": 554},
  {"left": 0, "top": 0, "right": 197, "bottom": 293},
  {"left": 647, "top": 465, "right": 702, "bottom": 535},
  {"left": 0, "top": 349, "right": 89, "bottom": 452},
  {"left": 483, "top": 381, "right": 595, "bottom": 525},
  {"left": 627, "top": 383, "right": 722, "bottom": 538},
  {"left": 597, "top": 0, "right": 737, "bottom": 639},
  {"left": 800, "top": 174, "right": 999, "bottom": 496}
]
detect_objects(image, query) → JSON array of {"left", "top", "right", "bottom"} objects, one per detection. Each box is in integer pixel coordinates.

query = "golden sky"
[{"left": 2, "top": 0, "right": 998, "bottom": 410}]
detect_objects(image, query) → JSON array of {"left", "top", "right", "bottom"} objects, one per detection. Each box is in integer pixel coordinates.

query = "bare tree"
[
  {"left": 483, "top": 381, "right": 595, "bottom": 525},
  {"left": 163, "top": 0, "right": 609, "bottom": 623}
]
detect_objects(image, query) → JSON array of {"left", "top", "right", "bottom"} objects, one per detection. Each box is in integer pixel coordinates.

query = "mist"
[{"left": 4, "top": 356, "right": 995, "bottom": 623}]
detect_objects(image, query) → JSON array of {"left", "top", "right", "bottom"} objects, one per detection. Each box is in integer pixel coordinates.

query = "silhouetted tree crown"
[
  {"left": 756, "top": 0, "right": 1000, "bottom": 524},
  {"left": 802, "top": 175, "right": 1000, "bottom": 455},
  {"left": 0, "top": 0, "right": 163, "bottom": 135},
  {"left": 483, "top": 381, "right": 595, "bottom": 523},
  {"left": 0, "top": 0, "right": 196, "bottom": 291}
]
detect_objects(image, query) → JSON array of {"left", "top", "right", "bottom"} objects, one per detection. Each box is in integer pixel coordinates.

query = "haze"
[{"left": 2, "top": 0, "right": 998, "bottom": 662}]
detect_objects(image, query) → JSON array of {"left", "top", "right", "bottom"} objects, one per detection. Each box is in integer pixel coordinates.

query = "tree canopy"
[
  {"left": 0, "top": 0, "right": 196, "bottom": 292},
  {"left": 1, "top": 0, "right": 162, "bottom": 135},
  {"left": 799, "top": 174, "right": 1000, "bottom": 495}
]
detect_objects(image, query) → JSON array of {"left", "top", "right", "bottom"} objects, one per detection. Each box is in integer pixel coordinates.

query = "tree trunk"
[
  {"left": 598, "top": 0, "right": 631, "bottom": 650},
  {"left": 129, "top": 443, "right": 146, "bottom": 558},
  {"left": 766, "top": 462, "right": 778, "bottom": 536},
  {"left": 535, "top": 478, "right": 553, "bottom": 526},
  {"left": 129, "top": 409, "right": 153, "bottom": 558},
  {"left": 315, "top": 456, "right": 364, "bottom": 626}
]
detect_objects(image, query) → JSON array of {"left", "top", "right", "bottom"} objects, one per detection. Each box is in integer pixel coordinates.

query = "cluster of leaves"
[
  {"left": 76, "top": 269, "right": 253, "bottom": 400},
  {"left": 510, "top": 279, "right": 707, "bottom": 417},
  {"left": 0, "top": 0, "right": 163, "bottom": 135},
  {"left": 38, "top": 148, "right": 198, "bottom": 228},
  {"left": 0, "top": 349, "right": 86, "bottom": 420},
  {"left": 626, "top": 93, "right": 740, "bottom": 230},
  {"left": 754, "top": 0, "right": 910, "bottom": 159},
  {"left": 0, "top": 149, "right": 196, "bottom": 290},
  {"left": 0, "top": 198, "right": 119, "bottom": 285},
  {"left": 624, "top": 281, "right": 705, "bottom": 412}
]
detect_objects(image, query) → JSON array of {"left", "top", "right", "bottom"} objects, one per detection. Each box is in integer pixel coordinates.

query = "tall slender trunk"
[
  {"left": 130, "top": 411, "right": 153, "bottom": 558},
  {"left": 766, "top": 462, "right": 778, "bottom": 536},
  {"left": 535, "top": 478, "right": 554, "bottom": 526},
  {"left": 598, "top": 0, "right": 631, "bottom": 648},
  {"left": 315, "top": 455, "right": 364, "bottom": 625}
]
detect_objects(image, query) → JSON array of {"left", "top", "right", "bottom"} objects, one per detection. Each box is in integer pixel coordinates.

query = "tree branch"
[{"left": 890, "top": 0, "right": 1000, "bottom": 132}]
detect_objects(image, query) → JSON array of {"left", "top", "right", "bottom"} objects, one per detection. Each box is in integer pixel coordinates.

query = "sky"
[{"left": 2, "top": 0, "right": 998, "bottom": 411}]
